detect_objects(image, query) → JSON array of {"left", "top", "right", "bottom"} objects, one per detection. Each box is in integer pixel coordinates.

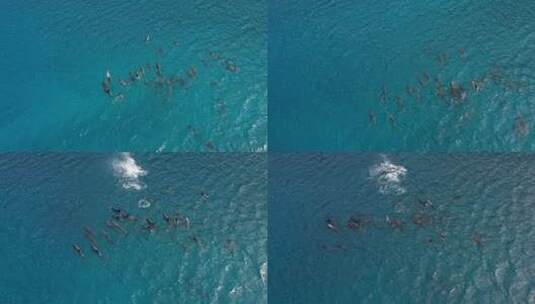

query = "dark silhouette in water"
[
  {"left": 418, "top": 72, "right": 430, "bottom": 87},
  {"left": 471, "top": 232, "right": 483, "bottom": 247},
  {"left": 347, "top": 215, "right": 368, "bottom": 231},
  {"left": 90, "top": 243, "right": 103, "bottom": 257},
  {"left": 175, "top": 213, "right": 191, "bottom": 229},
  {"left": 411, "top": 212, "right": 431, "bottom": 228},
  {"left": 107, "top": 220, "right": 128, "bottom": 235},
  {"left": 418, "top": 198, "right": 433, "bottom": 208},
  {"left": 368, "top": 109, "right": 377, "bottom": 126},
  {"left": 187, "top": 67, "right": 198, "bottom": 79},
  {"left": 514, "top": 116, "right": 529, "bottom": 138},
  {"left": 102, "top": 70, "right": 113, "bottom": 97},
  {"left": 163, "top": 213, "right": 174, "bottom": 227},
  {"left": 379, "top": 85, "right": 388, "bottom": 106},
  {"left": 224, "top": 239, "right": 236, "bottom": 255},
  {"left": 84, "top": 226, "right": 98, "bottom": 246},
  {"left": 224, "top": 60, "right": 239, "bottom": 73},
  {"left": 394, "top": 96, "right": 404, "bottom": 111},
  {"left": 385, "top": 215, "right": 404, "bottom": 231},
  {"left": 72, "top": 244, "right": 84, "bottom": 258},
  {"left": 449, "top": 81, "right": 467, "bottom": 102},
  {"left": 471, "top": 79, "right": 482, "bottom": 92},
  {"left": 100, "top": 229, "right": 114, "bottom": 245},
  {"left": 143, "top": 218, "right": 157, "bottom": 232}
]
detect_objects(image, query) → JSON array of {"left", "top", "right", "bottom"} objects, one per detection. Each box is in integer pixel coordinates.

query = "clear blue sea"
[
  {"left": 269, "top": 154, "right": 535, "bottom": 303},
  {"left": 0, "top": 153, "right": 267, "bottom": 303},
  {"left": 0, "top": 1, "right": 266, "bottom": 151},
  {"left": 269, "top": 1, "right": 535, "bottom": 152}
]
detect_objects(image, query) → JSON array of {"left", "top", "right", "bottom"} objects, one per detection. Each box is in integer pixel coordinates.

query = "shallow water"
[
  {"left": 269, "top": 0, "right": 535, "bottom": 152},
  {"left": 0, "top": 153, "right": 267, "bottom": 303},
  {"left": 0, "top": 0, "right": 266, "bottom": 151},
  {"left": 269, "top": 153, "right": 535, "bottom": 303}
]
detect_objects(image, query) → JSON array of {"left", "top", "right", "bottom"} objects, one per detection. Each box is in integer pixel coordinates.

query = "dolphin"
[
  {"left": 72, "top": 244, "right": 84, "bottom": 257},
  {"left": 325, "top": 217, "right": 339, "bottom": 233},
  {"left": 143, "top": 218, "right": 156, "bottom": 232},
  {"left": 106, "top": 220, "right": 128, "bottom": 235},
  {"left": 386, "top": 215, "right": 404, "bottom": 231},
  {"left": 90, "top": 243, "right": 103, "bottom": 257},
  {"left": 83, "top": 227, "right": 98, "bottom": 246},
  {"left": 100, "top": 229, "right": 114, "bottom": 245}
]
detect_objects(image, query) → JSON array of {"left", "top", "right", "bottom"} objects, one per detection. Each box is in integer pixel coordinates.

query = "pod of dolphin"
[
  {"left": 100, "top": 34, "right": 241, "bottom": 151},
  {"left": 71, "top": 192, "right": 237, "bottom": 260},
  {"left": 101, "top": 34, "right": 240, "bottom": 103},
  {"left": 368, "top": 49, "right": 531, "bottom": 140},
  {"left": 320, "top": 194, "right": 485, "bottom": 253}
]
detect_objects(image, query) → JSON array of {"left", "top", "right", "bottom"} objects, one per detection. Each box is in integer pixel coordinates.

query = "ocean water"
[
  {"left": 269, "top": 0, "right": 535, "bottom": 152},
  {"left": 0, "top": 0, "right": 266, "bottom": 152},
  {"left": 0, "top": 153, "right": 267, "bottom": 303},
  {"left": 269, "top": 154, "right": 535, "bottom": 303}
]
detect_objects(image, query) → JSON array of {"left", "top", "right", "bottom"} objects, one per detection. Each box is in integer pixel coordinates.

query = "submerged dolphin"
[
  {"left": 106, "top": 220, "right": 128, "bottom": 235},
  {"left": 72, "top": 244, "right": 84, "bottom": 258}
]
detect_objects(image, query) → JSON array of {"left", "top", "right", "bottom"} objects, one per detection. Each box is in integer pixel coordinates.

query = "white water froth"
[
  {"left": 112, "top": 153, "right": 147, "bottom": 190},
  {"left": 369, "top": 155, "right": 407, "bottom": 195},
  {"left": 260, "top": 261, "right": 267, "bottom": 285}
]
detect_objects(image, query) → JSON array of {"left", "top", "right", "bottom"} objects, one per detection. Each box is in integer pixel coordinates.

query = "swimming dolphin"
[
  {"left": 143, "top": 218, "right": 156, "bottom": 232},
  {"left": 106, "top": 219, "right": 128, "bottom": 235},
  {"left": 368, "top": 109, "right": 377, "bottom": 126},
  {"left": 347, "top": 216, "right": 367, "bottom": 231},
  {"left": 187, "top": 67, "right": 197, "bottom": 79},
  {"left": 100, "top": 229, "right": 114, "bottom": 245},
  {"left": 72, "top": 244, "right": 84, "bottom": 257},
  {"left": 102, "top": 70, "right": 113, "bottom": 97},
  {"left": 325, "top": 217, "right": 339, "bottom": 233},
  {"left": 385, "top": 215, "right": 404, "bottom": 231},
  {"left": 418, "top": 198, "right": 433, "bottom": 208},
  {"left": 471, "top": 232, "right": 482, "bottom": 247},
  {"left": 224, "top": 60, "right": 239, "bottom": 73},
  {"left": 83, "top": 227, "right": 98, "bottom": 246},
  {"left": 514, "top": 116, "right": 529, "bottom": 138},
  {"left": 411, "top": 212, "right": 431, "bottom": 227},
  {"left": 175, "top": 213, "right": 190, "bottom": 229},
  {"left": 379, "top": 85, "right": 388, "bottom": 105},
  {"left": 471, "top": 80, "right": 482, "bottom": 92},
  {"left": 449, "top": 81, "right": 467, "bottom": 101},
  {"left": 90, "top": 243, "right": 103, "bottom": 257},
  {"left": 162, "top": 213, "right": 174, "bottom": 227}
]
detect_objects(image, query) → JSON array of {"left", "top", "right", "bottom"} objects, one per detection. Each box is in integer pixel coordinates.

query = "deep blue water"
[
  {"left": 0, "top": 153, "right": 267, "bottom": 303},
  {"left": 0, "top": 1, "right": 266, "bottom": 151},
  {"left": 269, "top": 0, "right": 535, "bottom": 152},
  {"left": 269, "top": 154, "right": 535, "bottom": 303}
]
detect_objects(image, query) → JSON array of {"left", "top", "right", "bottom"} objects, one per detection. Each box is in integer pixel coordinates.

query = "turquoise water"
[
  {"left": 269, "top": 1, "right": 535, "bottom": 152},
  {"left": 269, "top": 154, "right": 535, "bottom": 303},
  {"left": 0, "top": 1, "right": 266, "bottom": 151},
  {"left": 0, "top": 153, "right": 267, "bottom": 303}
]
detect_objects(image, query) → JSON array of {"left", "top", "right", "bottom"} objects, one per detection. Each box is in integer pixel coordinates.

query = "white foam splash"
[
  {"left": 112, "top": 153, "right": 147, "bottom": 190},
  {"left": 260, "top": 262, "right": 267, "bottom": 285},
  {"left": 369, "top": 155, "right": 407, "bottom": 195},
  {"left": 137, "top": 198, "right": 151, "bottom": 209}
]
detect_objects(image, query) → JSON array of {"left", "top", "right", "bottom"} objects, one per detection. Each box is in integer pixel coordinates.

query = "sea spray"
[
  {"left": 369, "top": 155, "right": 407, "bottom": 195},
  {"left": 112, "top": 153, "right": 147, "bottom": 190}
]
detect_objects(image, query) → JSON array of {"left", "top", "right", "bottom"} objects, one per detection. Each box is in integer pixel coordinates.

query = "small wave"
[
  {"left": 137, "top": 198, "right": 151, "bottom": 209},
  {"left": 369, "top": 155, "right": 407, "bottom": 195},
  {"left": 112, "top": 153, "right": 147, "bottom": 190}
]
